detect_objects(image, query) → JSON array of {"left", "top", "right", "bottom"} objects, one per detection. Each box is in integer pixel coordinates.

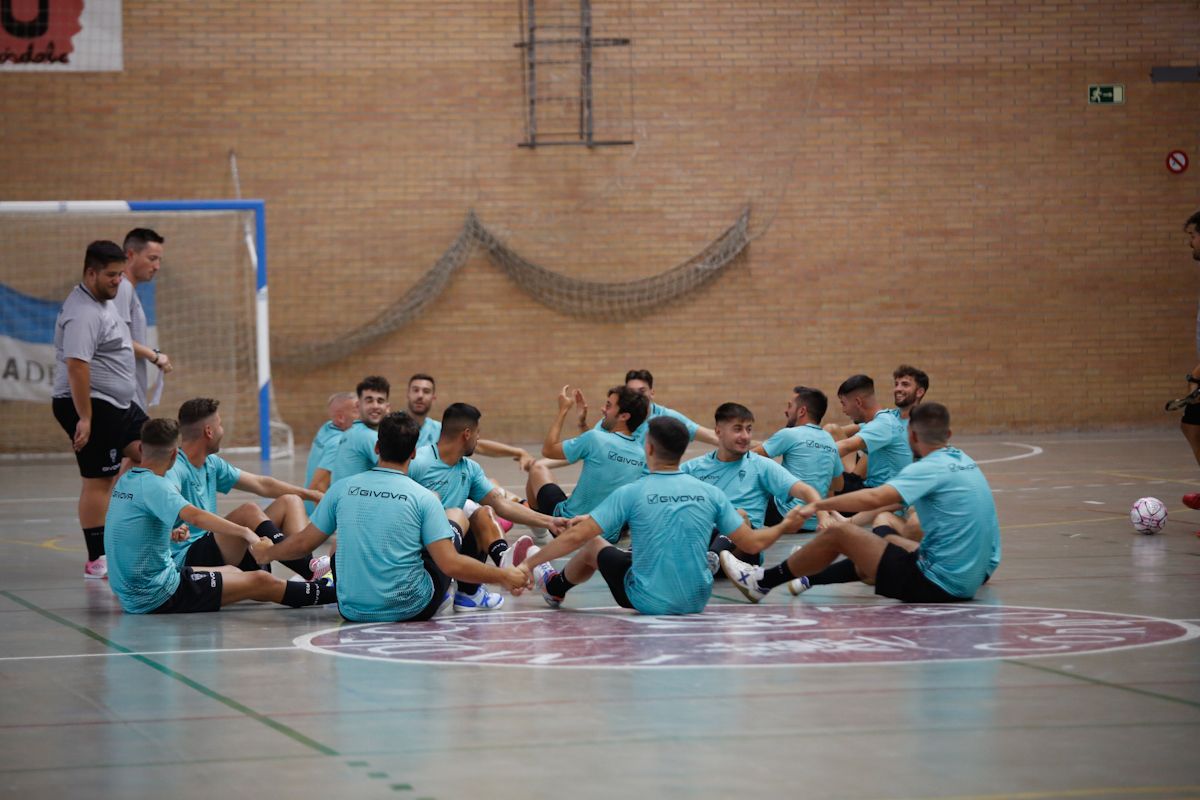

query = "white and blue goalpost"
[{"left": 0, "top": 199, "right": 281, "bottom": 460}]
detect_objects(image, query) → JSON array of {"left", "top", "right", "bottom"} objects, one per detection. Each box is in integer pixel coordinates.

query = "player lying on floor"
[
  {"left": 720, "top": 402, "right": 1001, "bottom": 603},
  {"left": 519, "top": 416, "right": 808, "bottom": 615},
  {"left": 105, "top": 418, "right": 336, "bottom": 615}
]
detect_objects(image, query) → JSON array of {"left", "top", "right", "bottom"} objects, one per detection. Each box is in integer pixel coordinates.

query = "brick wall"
[{"left": 2, "top": 1, "right": 1196, "bottom": 446}]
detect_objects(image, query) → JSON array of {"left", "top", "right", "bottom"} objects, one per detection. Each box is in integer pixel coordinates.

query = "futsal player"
[
  {"left": 252, "top": 412, "right": 529, "bottom": 623},
  {"left": 328, "top": 375, "right": 391, "bottom": 483},
  {"left": 720, "top": 402, "right": 1001, "bottom": 604},
  {"left": 521, "top": 417, "right": 806, "bottom": 614},
  {"left": 825, "top": 365, "right": 929, "bottom": 481},
  {"left": 525, "top": 384, "right": 649, "bottom": 524},
  {"left": 407, "top": 402, "right": 569, "bottom": 610},
  {"left": 752, "top": 386, "right": 843, "bottom": 529},
  {"left": 167, "top": 397, "right": 321, "bottom": 578},
  {"left": 113, "top": 228, "right": 172, "bottom": 413},
  {"left": 304, "top": 391, "right": 358, "bottom": 506},
  {"left": 1180, "top": 211, "right": 1200, "bottom": 472},
  {"left": 575, "top": 368, "right": 719, "bottom": 446},
  {"left": 106, "top": 418, "right": 335, "bottom": 614},
  {"left": 683, "top": 402, "right": 833, "bottom": 566}
]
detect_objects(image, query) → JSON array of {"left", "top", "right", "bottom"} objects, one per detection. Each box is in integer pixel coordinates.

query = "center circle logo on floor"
[{"left": 295, "top": 604, "right": 1197, "bottom": 668}]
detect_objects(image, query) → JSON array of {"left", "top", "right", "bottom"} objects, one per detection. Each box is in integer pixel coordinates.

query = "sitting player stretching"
[
  {"left": 105, "top": 418, "right": 336, "bottom": 614},
  {"left": 721, "top": 402, "right": 1000, "bottom": 603},
  {"left": 520, "top": 417, "right": 805, "bottom": 615},
  {"left": 252, "top": 412, "right": 528, "bottom": 623}
]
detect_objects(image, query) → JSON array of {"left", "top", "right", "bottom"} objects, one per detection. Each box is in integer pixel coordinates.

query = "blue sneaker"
[
  {"left": 532, "top": 562, "right": 563, "bottom": 608},
  {"left": 787, "top": 576, "right": 811, "bottom": 596},
  {"left": 453, "top": 586, "right": 505, "bottom": 612}
]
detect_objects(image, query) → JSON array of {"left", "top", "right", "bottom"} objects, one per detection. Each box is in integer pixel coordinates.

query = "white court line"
[{"left": 975, "top": 443, "right": 1044, "bottom": 464}]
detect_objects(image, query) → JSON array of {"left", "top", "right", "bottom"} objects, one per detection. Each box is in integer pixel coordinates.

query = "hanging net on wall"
[{"left": 274, "top": 206, "right": 751, "bottom": 369}]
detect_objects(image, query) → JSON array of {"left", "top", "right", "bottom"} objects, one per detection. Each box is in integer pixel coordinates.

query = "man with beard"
[
  {"left": 167, "top": 398, "right": 322, "bottom": 578},
  {"left": 752, "top": 386, "right": 843, "bottom": 530},
  {"left": 51, "top": 241, "right": 147, "bottom": 579},
  {"left": 329, "top": 375, "right": 392, "bottom": 483},
  {"left": 407, "top": 403, "right": 570, "bottom": 610},
  {"left": 825, "top": 365, "right": 928, "bottom": 481}
]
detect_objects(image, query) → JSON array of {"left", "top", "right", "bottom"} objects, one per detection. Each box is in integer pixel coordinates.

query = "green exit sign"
[{"left": 1088, "top": 84, "right": 1124, "bottom": 104}]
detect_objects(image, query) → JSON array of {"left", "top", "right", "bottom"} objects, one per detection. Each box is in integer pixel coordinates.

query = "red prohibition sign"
[{"left": 1166, "top": 150, "right": 1189, "bottom": 174}]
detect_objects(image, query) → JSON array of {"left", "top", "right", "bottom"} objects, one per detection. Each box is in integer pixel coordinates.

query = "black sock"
[
  {"left": 256, "top": 521, "right": 312, "bottom": 579},
  {"left": 83, "top": 526, "right": 105, "bottom": 561},
  {"left": 281, "top": 579, "right": 337, "bottom": 608},
  {"left": 758, "top": 559, "right": 797, "bottom": 590},
  {"left": 806, "top": 558, "right": 860, "bottom": 586},
  {"left": 708, "top": 534, "right": 735, "bottom": 557},
  {"left": 545, "top": 571, "right": 575, "bottom": 598},
  {"left": 488, "top": 540, "right": 509, "bottom": 566}
]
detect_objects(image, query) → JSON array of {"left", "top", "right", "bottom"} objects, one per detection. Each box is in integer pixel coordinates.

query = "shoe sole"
[{"left": 506, "top": 535, "right": 534, "bottom": 568}]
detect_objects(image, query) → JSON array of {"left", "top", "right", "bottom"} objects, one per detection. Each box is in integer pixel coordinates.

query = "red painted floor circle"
[{"left": 295, "top": 604, "right": 1198, "bottom": 668}]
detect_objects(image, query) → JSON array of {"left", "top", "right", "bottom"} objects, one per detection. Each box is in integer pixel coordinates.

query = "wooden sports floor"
[{"left": 1, "top": 430, "right": 1197, "bottom": 800}]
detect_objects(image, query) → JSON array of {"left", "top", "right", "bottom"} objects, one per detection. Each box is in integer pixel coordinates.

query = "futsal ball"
[{"left": 1129, "top": 497, "right": 1167, "bottom": 535}]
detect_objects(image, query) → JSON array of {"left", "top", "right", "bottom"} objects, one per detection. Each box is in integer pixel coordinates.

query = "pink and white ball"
[{"left": 1129, "top": 497, "right": 1167, "bottom": 535}]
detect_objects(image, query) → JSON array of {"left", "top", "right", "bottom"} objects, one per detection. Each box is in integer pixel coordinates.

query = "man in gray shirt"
[
  {"left": 113, "top": 228, "right": 172, "bottom": 412},
  {"left": 51, "top": 241, "right": 149, "bottom": 579}
]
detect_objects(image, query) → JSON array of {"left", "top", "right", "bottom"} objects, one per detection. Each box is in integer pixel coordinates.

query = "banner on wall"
[
  {"left": 0, "top": 282, "right": 158, "bottom": 403},
  {"left": 0, "top": 0, "right": 122, "bottom": 72}
]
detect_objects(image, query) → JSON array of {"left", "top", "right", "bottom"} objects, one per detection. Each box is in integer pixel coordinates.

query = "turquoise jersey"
[
  {"left": 104, "top": 468, "right": 191, "bottom": 614},
  {"left": 886, "top": 447, "right": 1000, "bottom": 599},
  {"left": 858, "top": 409, "right": 913, "bottom": 487},
  {"left": 304, "top": 421, "right": 344, "bottom": 514},
  {"left": 594, "top": 401, "right": 699, "bottom": 444},
  {"left": 761, "top": 423, "right": 842, "bottom": 529},
  {"left": 329, "top": 420, "right": 379, "bottom": 483},
  {"left": 310, "top": 467, "right": 455, "bottom": 622},
  {"left": 589, "top": 471, "right": 743, "bottom": 615},
  {"left": 558, "top": 428, "right": 646, "bottom": 519},
  {"left": 407, "top": 444, "right": 494, "bottom": 510},
  {"left": 165, "top": 452, "right": 241, "bottom": 563},
  {"left": 680, "top": 450, "right": 797, "bottom": 528},
  {"left": 417, "top": 417, "right": 442, "bottom": 449}
]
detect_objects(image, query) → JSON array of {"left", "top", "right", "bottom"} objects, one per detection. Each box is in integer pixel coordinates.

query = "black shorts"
[
  {"left": 1184, "top": 401, "right": 1200, "bottom": 425},
  {"left": 52, "top": 396, "right": 148, "bottom": 479},
  {"left": 873, "top": 543, "right": 967, "bottom": 603},
  {"left": 596, "top": 545, "right": 634, "bottom": 609},
  {"left": 837, "top": 471, "right": 865, "bottom": 495},
  {"left": 535, "top": 482, "right": 569, "bottom": 515},
  {"left": 182, "top": 532, "right": 226, "bottom": 567},
  {"left": 151, "top": 567, "right": 224, "bottom": 614}
]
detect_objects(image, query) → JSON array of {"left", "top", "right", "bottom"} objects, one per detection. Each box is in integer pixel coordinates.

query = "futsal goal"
[{"left": 0, "top": 200, "right": 292, "bottom": 459}]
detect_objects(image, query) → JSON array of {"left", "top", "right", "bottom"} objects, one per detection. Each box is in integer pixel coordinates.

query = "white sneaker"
[
  {"left": 527, "top": 526, "right": 552, "bottom": 546},
  {"left": 706, "top": 551, "right": 720, "bottom": 576},
  {"left": 309, "top": 555, "right": 332, "bottom": 581},
  {"left": 84, "top": 555, "right": 108, "bottom": 580},
  {"left": 785, "top": 545, "right": 808, "bottom": 595},
  {"left": 499, "top": 535, "right": 534, "bottom": 570},
  {"left": 720, "top": 550, "right": 768, "bottom": 603}
]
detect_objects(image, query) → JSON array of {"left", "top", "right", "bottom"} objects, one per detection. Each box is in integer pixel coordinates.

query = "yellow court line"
[
  {"left": 2, "top": 537, "right": 81, "bottom": 553},
  {"left": 890, "top": 785, "right": 1200, "bottom": 800}
]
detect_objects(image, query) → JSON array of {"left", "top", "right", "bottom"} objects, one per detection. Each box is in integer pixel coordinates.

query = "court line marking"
[
  {"left": 1003, "top": 659, "right": 1200, "bottom": 711},
  {"left": 975, "top": 443, "right": 1043, "bottom": 464},
  {"left": 293, "top": 604, "right": 1200, "bottom": 671},
  {"left": 0, "top": 589, "right": 339, "bottom": 757},
  {"left": 890, "top": 786, "right": 1200, "bottom": 800}
]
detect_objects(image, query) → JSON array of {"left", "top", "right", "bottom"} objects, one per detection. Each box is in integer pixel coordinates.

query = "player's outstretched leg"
[
  {"left": 212, "top": 566, "right": 336, "bottom": 608},
  {"left": 450, "top": 507, "right": 505, "bottom": 612}
]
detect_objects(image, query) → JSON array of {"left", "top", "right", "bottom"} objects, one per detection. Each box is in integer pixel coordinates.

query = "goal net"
[{"left": 0, "top": 201, "right": 292, "bottom": 458}]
